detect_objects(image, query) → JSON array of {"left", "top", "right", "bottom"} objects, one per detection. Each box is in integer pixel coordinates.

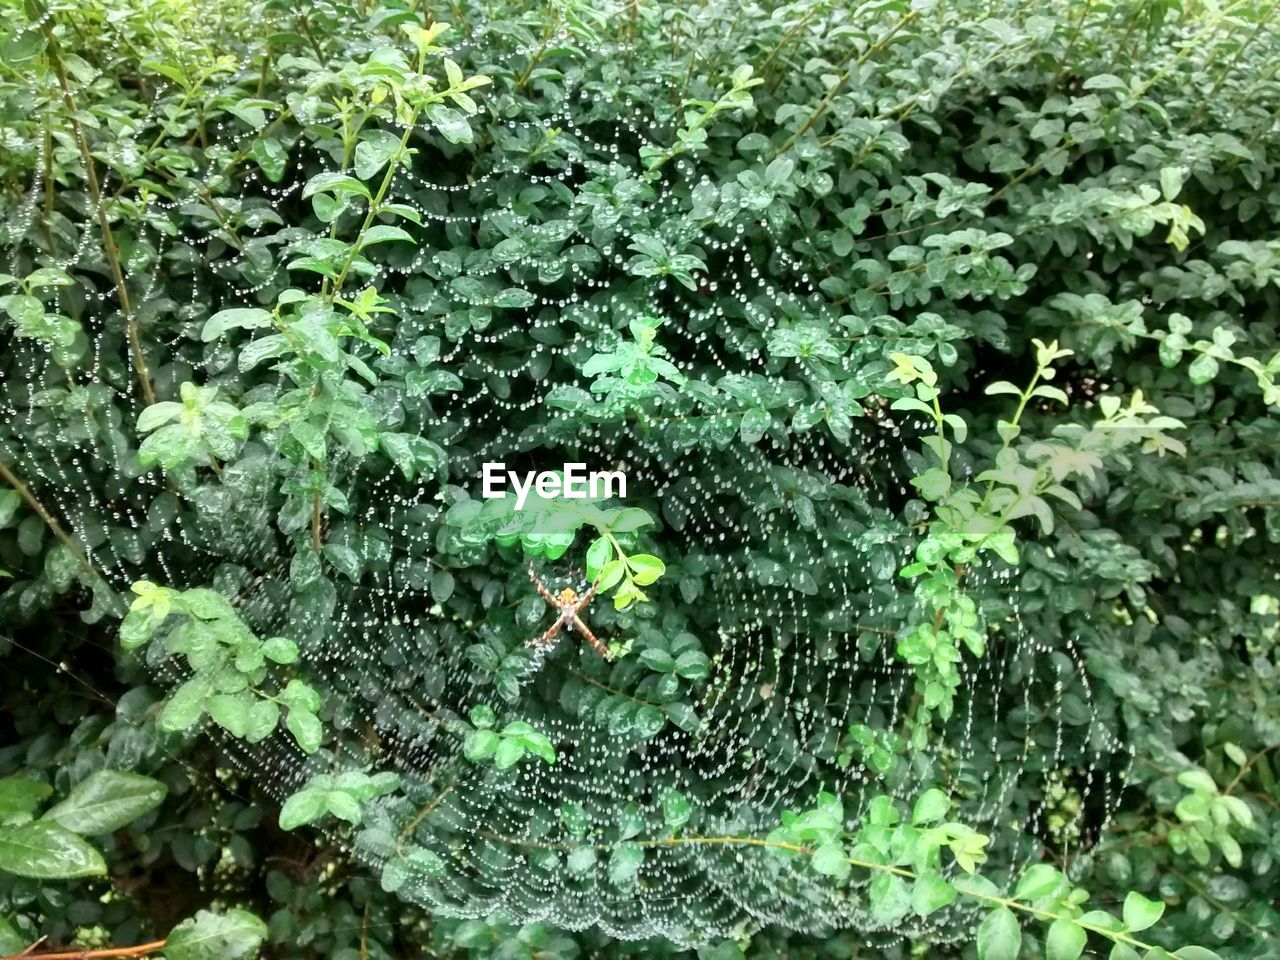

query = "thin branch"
[
  {"left": 0, "top": 460, "right": 122, "bottom": 614},
  {"left": 36, "top": 9, "right": 156, "bottom": 406},
  {"left": 1, "top": 940, "right": 166, "bottom": 960}
]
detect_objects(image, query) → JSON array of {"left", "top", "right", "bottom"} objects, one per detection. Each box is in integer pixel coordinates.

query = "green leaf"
[
  {"left": 608, "top": 842, "right": 644, "bottom": 886},
  {"left": 354, "top": 129, "right": 403, "bottom": 180},
  {"left": 1122, "top": 891, "right": 1164, "bottom": 932},
  {"left": 159, "top": 677, "right": 209, "bottom": 733},
  {"left": 976, "top": 906, "right": 1021, "bottom": 960},
  {"left": 1188, "top": 352, "right": 1218, "bottom": 384},
  {"left": 361, "top": 224, "right": 416, "bottom": 247},
  {"left": 633, "top": 706, "right": 665, "bottom": 738},
  {"left": 1046, "top": 918, "right": 1086, "bottom": 960},
  {"left": 672, "top": 649, "right": 709, "bottom": 680},
  {"left": 0, "top": 821, "right": 106, "bottom": 879},
  {"left": 986, "top": 381, "right": 1024, "bottom": 398},
  {"left": 325, "top": 791, "right": 363, "bottom": 825},
  {"left": 662, "top": 789, "right": 691, "bottom": 829},
  {"left": 285, "top": 709, "right": 323, "bottom": 754},
  {"left": 493, "top": 287, "right": 536, "bottom": 309},
  {"left": 493, "top": 738, "right": 525, "bottom": 769},
  {"left": 464, "top": 729, "right": 500, "bottom": 762},
  {"left": 428, "top": 103, "right": 473, "bottom": 143},
  {"left": 136, "top": 401, "right": 184, "bottom": 433},
  {"left": 868, "top": 872, "right": 911, "bottom": 924},
  {"left": 628, "top": 553, "right": 665, "bottom": 586},
  {"left": 1082, "top": 73, "right": 1127, "bottom": 91},
  {"left": 289, "top": 418, "right": 326, "bottom": 461},
  {"left": 810, "top": 841, "right": 850, "bottom": 879},
  {"left": 140, "top": 58, "right": 189, "bottom": 87},
  {"left": 586, "top": 536, "right": 611, "bottom": 579},
  {"left": 910, "top": 871, "right": 956, "bottom": 917},
  {"left": 0, "top": 778, "right": 51, "bottom": 826},
  {"left": 251, "top": 137, "right": 287, "bottom": 181},
  {"left": 244, "top": 701, "right": 280, "bottom": 743},
  {"left": 202, "top": 308, "right": 273, "bottom": 341},
  {"left": 520, "top": 731, "right": 556, "bottom": 765},
  {"left": 323, "top": 543, "right": 361, "bottom": 581},
  {"left": 261, "top": 636, "right": 299, "bottom": 664},
  {"left": 281, "top": 679, "right": 322, "bottom": 713},
  {"left": 911, "top": 466, "right": 951, "bottom": 501},
  {"left": 0, "top": 489, "right": 22, "bottom": 528},
  {"left": 610, "top": 508, "right": 654, "bottom": 533},
  {"left": 278, "top": 789, "right": 327, "bottom": 830},
  {"left": 911, "top": 788, "right": 950, "bottom": 825},
  {"left": 302, "top": 171, "right": 371, "bottom": 201},
  {"left": 0, "top": 915, "right": 25, "bottom": 954},
  {"left": 43, "top": 770, "right": 166, "bottom": 835},
  {"left": 164, "top": 908, "right": 267, "bottom": 960},
  {"left": 740, "top": 408, "right": 770, "bottom": 443},
  {"left": 1013, "top": 863, "right": 1063, "bottom": 900},
  {"left": 639, "top": 648, "right": 675, "bottom": 672},
  {"left": 566, "top": 845, "right": 596, "bottom": 875},
  {"left": 206, "top": 694, "right": 250, "bottom": 738}
]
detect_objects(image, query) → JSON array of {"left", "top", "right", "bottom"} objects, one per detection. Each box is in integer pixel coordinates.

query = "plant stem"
[
  {"left": 1, "top": 939, "right": 166, "bottom": 960},
  {"left": 326, "top": 122, "right": 416, "bottom": 303},
  {"left": 0, "top": 460, "right": 118, "bottom": 610},
  {"left": 773, "top": 10, "right": 917, "bottom": 157},
  {"left": 35, "top": 8, "right": 156, "bottom": 405}
]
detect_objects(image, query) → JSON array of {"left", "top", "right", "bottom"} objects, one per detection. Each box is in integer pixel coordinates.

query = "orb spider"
[{"left": 528, "top": 564, "right": 612, "bottom": 660}]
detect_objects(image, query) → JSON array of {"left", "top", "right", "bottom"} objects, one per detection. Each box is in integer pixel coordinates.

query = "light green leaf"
[
  {"left": 0, "top": 778, "right": 51, "bottom": 826},
  {"left": 976, "top": 906, "right": 1021, "bottom": 960},
  {"left": 354, "top": 129, "right": 403, "bottom": 180},
  {"left": 0, "top": 822, "right": 106, "bottom": 879},
  {"left": 911, "top": 788, "right": 950, "bottom": 826},
  {"left": 608, "top": 842, "right": 644, "bottom": 886},
  {"left": 43, "top": 770, "right": 166, "bottom": 836},
  {"left": 910, "top": 871, "right": 956, "bottom": 917},
  {"left": 1046, "top": 918, "right": 1086, "bottom": 960},
  {"left": 493, "top": 738, "right": 525, "bottom": 769},
  {"left": 278, "top": 789, "right": 327, "bottom": 830},
  {"left": 1013, "top": 863, "right": 1063, "bottom": 900},
  {"left": 244, "top": 701, "right": 280, "bottom": 743},
  {"left": 810, "top": 841, "right": 850, "bottom": 879},
  {"left": 361, "top": 224, "right": 416, "bottom": 247},
  {"left": 628, "top": 553, "right": 665, "bottom": 586},
  {"left": 285, "top": 709, "right": 323, "bottom": 754},
  {"left": 1121, "top": 891, "right": 1165, "bottom": 932},
  {"left": 261, "top": 636, "right": 299, "bottom": 664},
  {"left": 164, "top": 908, "right": 267, "bottom": 960},
  {"left": 206, "top": 694, "right": 250, "bottom": 738},
  {"left": 202, "top": 308, "right": 273, "bottom": 341}
]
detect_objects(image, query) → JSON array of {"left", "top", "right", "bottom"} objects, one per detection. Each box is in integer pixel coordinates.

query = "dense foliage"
[{"left": 1, "top": 0, "right": 1278, "bottom": 958}]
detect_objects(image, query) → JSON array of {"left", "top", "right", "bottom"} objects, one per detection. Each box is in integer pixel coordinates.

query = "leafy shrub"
[{"left": 0, "top": 0, "right": 1278, "bottom": 958}]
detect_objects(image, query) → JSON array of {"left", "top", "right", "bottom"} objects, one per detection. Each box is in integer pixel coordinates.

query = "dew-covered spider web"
[{"left": 1, "top": 8, "right": 1130, "bottom": 948}]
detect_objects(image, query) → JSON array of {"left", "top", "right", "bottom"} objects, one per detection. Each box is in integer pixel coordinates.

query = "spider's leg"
[
  {"left": 573, "top": 575, "right": 601, "bottom": 612},
  {"left": 529, "top": 564, "right": 559, "bottom": 606},
  {"left": 570, "top": 614, "right": 611, "bottom": 660},
  {"left": 529, "top": 619, "right": 565, "bottom": 651}
]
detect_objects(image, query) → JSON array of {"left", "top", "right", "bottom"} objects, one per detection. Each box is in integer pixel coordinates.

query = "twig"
[
  {"left": 2, "top": 940, "right": 166, "bottom": 960},
  {"left": 36, "top": 10, "right": 156, "bottom": 406},
  {"left": 1224, "top": 743, "right": 1280, "bottom": 795},
  {"left": 0, "top": 460, "right": 121, "bottom": 613}
]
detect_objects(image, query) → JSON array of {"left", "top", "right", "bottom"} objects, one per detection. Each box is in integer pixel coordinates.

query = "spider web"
[{"left": 0, "top": 6, "right": 1130, "bottom": 948}]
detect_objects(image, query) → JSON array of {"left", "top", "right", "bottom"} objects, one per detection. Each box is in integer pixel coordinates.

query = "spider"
[{"left": 528, "top": 564, "right": 612, "bottom": 660}]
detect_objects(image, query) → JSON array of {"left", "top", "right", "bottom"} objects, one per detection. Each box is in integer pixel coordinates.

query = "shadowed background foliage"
[{"left": 0, "top": 0, "right": 1278, "bottom": 957}]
